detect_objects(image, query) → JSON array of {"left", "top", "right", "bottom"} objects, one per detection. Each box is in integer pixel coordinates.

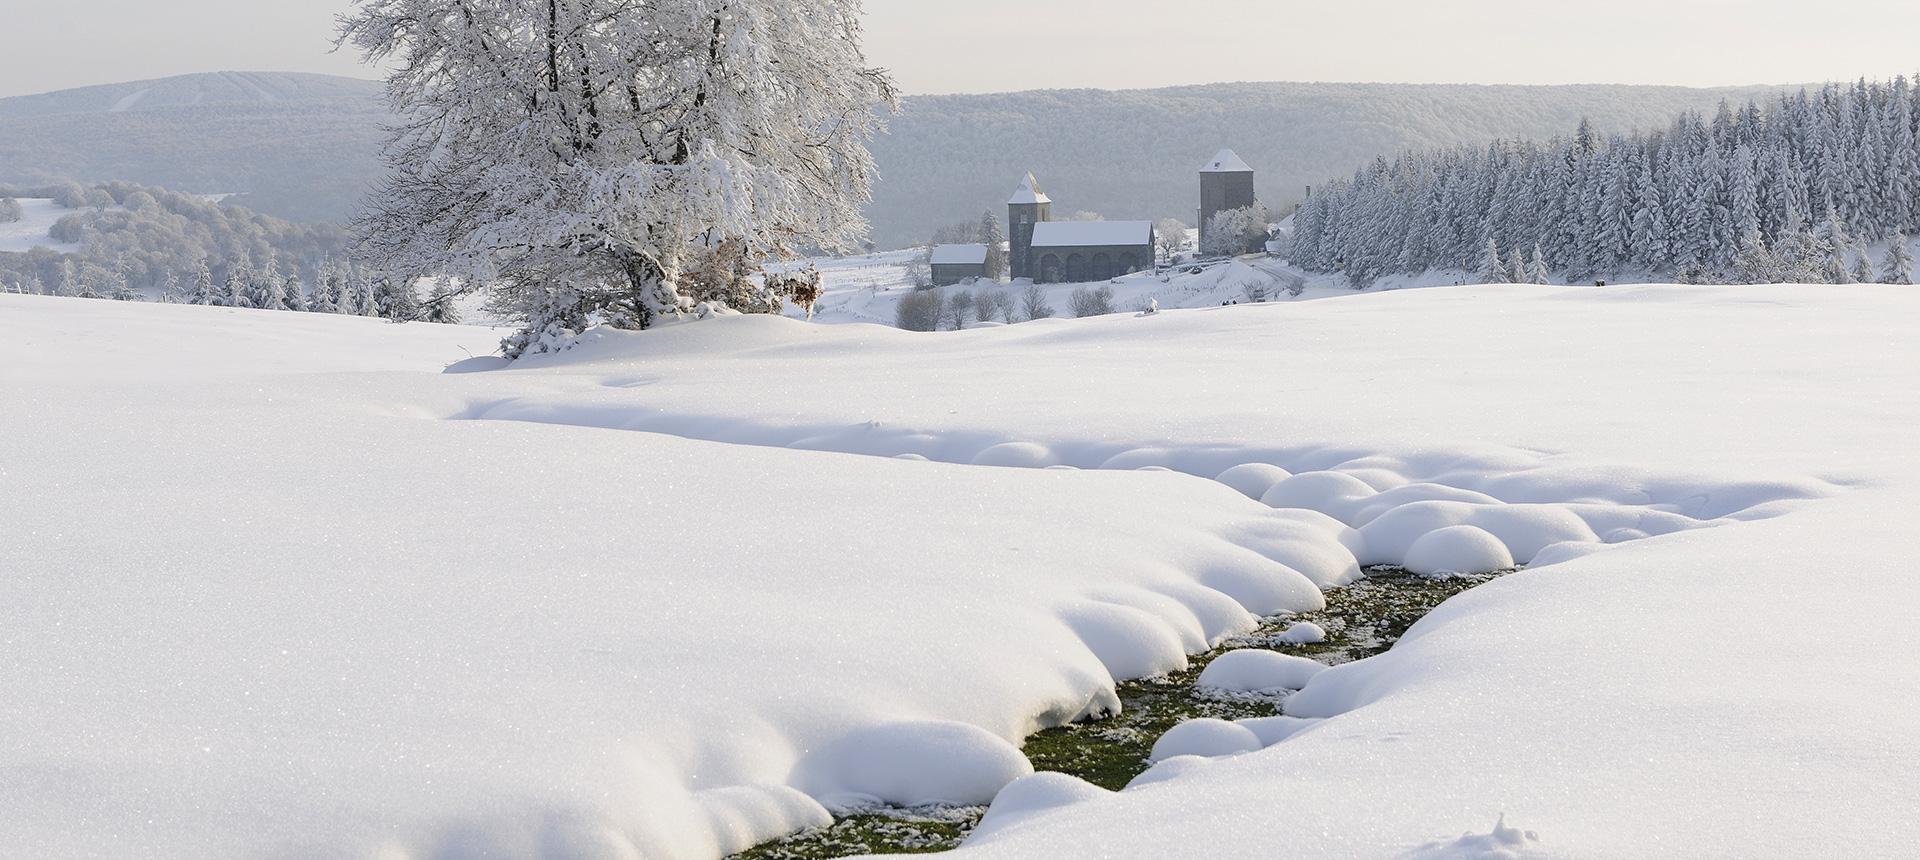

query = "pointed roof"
[
  {"left": 1200, "top": 148, "right": 1254, "bottom": 174},
  {"left": 1008, "top": 172, "right": 1052, "bottom": 205}
]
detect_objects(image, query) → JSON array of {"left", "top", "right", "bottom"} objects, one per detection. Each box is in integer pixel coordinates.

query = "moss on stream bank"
[{"left": 733, "top": 569, "right": 1503, "bottom": 859}]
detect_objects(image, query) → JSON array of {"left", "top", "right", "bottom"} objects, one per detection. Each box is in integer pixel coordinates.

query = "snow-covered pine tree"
[
  {"left": 224, "top": 257, "right": 254, "bottom": 308},
  {"left": 56, "top": 260, "right": 79, "bottom": 298},
  {"left": 253, "top": 257, "right": 289, "bottom": 311},
  {"left": 310, "top": 259, "right": 342, "bottom": 313},
  {"left": 189, "top": 259, "right": 218, "bottom": 305},
  {"left": 981, "top": 211, "right": 1009, "bottom": 281},
  {"left": 1850, "top": 239, "right": 1875, "bottom": 284},
  {"left": 158, "top": 272, "right": 184, "bottom": 303},
  {"left": 1477, "top": 238, "right": 1509, "bottom": 284},
  {"left": 337, "top": 0, "right": 898, "bottom": 357},
  {"left": 423, "top": 284, "right": 462, "bottom": 324},
  {"left": 284, "top": 268, "right": 310, "bottom": 312},
  {"left": 1505, "top": 247, "right": 1529, "bottom": 284},
  {"left": 1529, "top": 244, "right": 1551, "bottom": 285},
  {"left": 376, "top": 275, "right": 420, "bottom": 321},
  {"left": 1884, "top": 236, "right": 1915, "bottom": 284}
]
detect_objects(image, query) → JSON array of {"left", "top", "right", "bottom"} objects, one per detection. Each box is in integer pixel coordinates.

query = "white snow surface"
[{"left": 6, "top": 278, "right": 1920, "bottom": 858}]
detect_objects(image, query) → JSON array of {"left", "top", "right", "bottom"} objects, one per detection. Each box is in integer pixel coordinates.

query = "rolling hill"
[{"left": 0, "top": 72, "right": 1794, "bottom": 248}]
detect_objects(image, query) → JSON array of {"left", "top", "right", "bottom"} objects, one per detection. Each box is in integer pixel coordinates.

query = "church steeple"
[{"left": 1007, "top": 173, "right": 1052, "bottom": 281}]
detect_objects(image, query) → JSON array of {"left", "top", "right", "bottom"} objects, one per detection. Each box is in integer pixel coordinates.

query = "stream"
[{"left": 734, "top": 568, "right": 1505, "bottom": 859}]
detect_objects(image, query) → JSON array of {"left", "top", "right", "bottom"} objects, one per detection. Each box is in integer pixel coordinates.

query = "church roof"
[
  {"left": 1008, "top": 172, "right": 1052, "bottom": 205},
  {"left": 1030, "top": 220, "right": 1154, "bottom": 249},
  {"left": 1200, "top": 148, "right": 1254, "bottom": 173},
  {"left": 930, "top": 244, "right": 989, "bottom": 265}
]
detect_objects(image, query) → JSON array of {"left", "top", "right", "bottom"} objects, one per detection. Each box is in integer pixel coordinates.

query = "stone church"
[
  {"left": 1004, "top": 150, "right": 1258, "bottom": 284},
  {"left": 1006, "top": 173, "right": 1155, "bottom": 284}
]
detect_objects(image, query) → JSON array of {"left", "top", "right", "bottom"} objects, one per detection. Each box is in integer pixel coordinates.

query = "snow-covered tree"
[
  {"left": 224, "top": 257, "right": 254, "bottom": 308},
  {"left": 1850, "top": 239, "right": 1875, "bottom": 285},
  {"left": 1201, "top": 204, "right": 1271, "bottom": 257},
  {"left": 1477, "top": 238, "right": 1510, "bottom": 283},
  {"left": 423, "top": 284, "right": 463, "bottom": 324},
  {"left": 981, "top": 211, "right": 1009, "bottom": 281},
  {"left": 188, "top": 259, "right": 219, "bottom": 305},
  {"left": 284, "top": 269, "right": 310, "bottom": 312},
  {"left": 0, "top": 197, "right": 21, "bottom": 223},
  {"left": 1505, "top": 246, "right": 1529, "bottom": 284},
  {"left": 252, "top": 257, "right": 289, "bottom": 311},
  {"left": 1529, "top": 244, "right": 1552, "bottom": 285},
  {"left": 157, "top": 271, "right": 185, "bottom": 303},
  {"left": 55, "top": 260, "right": 80, "bottom": 298},
  {"left": 337, "top": 0, "right": 898, "bottom": 356},
  {"left": 1885, "top": 236, "right": 1915, "bottom": 284},
  {"left": 311, "top": 259, "right": 344, "bottom": 313},
  {"left": 1292, "top": 78, "right": 1920, "bottom": 285},
  {"left": 1154, "top": 218, "right": 1190, "bottom": 262}
]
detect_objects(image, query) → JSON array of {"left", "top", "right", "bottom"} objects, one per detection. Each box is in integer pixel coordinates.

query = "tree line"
[{"left": 1291, "top": 78, "right": 1920, "bottom": 286}]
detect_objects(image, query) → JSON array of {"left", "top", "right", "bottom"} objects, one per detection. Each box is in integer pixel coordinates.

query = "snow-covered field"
[
  {"left": 0, "top": 198, "right": 81, "bottom": 254},
  {"left": 5, "top": 281, "right": 1918, "bottom": 858}
]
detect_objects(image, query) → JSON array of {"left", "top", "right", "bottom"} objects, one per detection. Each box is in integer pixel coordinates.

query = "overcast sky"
[{"left": 3, "top": 0, "right": 1917, "bottom": 99}]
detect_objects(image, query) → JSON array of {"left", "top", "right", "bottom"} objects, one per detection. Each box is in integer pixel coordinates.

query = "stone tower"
[
  {"left": 1007, "top": 172, "right": 1052, "bottom": 281},
  {"left": 1199, "top": 149, "right": 1257, "bottom": 250}
]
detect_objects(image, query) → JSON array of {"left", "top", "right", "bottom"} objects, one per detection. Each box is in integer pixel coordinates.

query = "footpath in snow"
[{"left": 3, "top": 282, "right": 1918, "bottom": 858}]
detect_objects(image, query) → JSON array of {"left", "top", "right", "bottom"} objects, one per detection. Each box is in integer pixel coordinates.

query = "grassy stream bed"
[{"left": 733, "top": 568, "right": 1503, "bottom": 859}]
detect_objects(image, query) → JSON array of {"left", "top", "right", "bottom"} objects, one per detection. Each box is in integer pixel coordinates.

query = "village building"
[
  {"left": 929, "top": 244, "right": 989, "bottom": 285},
  {"left": 1006, "top": 173, "right": 1155, "bottom": 284}
]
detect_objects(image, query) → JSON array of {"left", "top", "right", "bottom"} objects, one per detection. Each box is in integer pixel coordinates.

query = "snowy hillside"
[
  {"left": 5, "top": 282, "right": 1918, "bottom": 858},
  {"left": 0, "top": 198, "right": 79, "bottom": 254}
]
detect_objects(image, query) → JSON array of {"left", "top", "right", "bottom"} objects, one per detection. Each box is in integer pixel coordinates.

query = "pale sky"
[{"left": 3, "top": 0, "right": 1916, "bottom": 99}]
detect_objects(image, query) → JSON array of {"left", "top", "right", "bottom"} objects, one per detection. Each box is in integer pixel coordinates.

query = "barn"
[
  {"left": 930, "top": 244, "right": 989, "bottom": 286},
  {"left": 1026, "top": 221, "right": 1155, "bottom": 284}
]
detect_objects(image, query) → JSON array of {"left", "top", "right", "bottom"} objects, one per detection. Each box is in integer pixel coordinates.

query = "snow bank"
[
  {"left": 792, "top": 721, "right": 1032, "bottom": 809},
  {"left": 8, "top": 278, "right": 1916, "bottom": 859},
  {"left": 1402, "top": 525, "right": 1516, "bottom": 576},
  {"left": 1195, "top": 649, "right": 1329, "bottom": 694}
]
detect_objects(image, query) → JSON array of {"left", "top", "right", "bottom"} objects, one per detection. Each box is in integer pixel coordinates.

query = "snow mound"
[
  {"left": 1196, "top": 649, "right": 1329, "bottom": 694},
  {"left": 1124, "top": 754, "right": 1213, "bottom": 790},
  {"left": 1148, "top": 718, "right": 1263, "bottom": 762},
  {"left": 968, "top": 772, "right": 1110, "bottom": 842},
  {"left": 1260, "top": 471, "right": 1380, "bottom": 524},
  {"left": 1359, "top": 502, "right": 1596, "bottom": 568},
  {"left": 971, "top": 441, "right": 1061, "bottom": 468},
  {"left": 1404, "top": 815, "right": 1552, "bottom": 859},
  {"left": 1236, "top": 715, "right": 1321, "bottom": 747},
  {"left": 1403, "top": 526, "right": 1516, "bottom": 576},
  {"left": 1278, "top": 621, "right": 1328, "bottom": 644},
  {"left": 1215, "top": 463, "right": 1293, "bottom": 500},
  {"left": 1061, "top": 601, "right": 1194, "bottom": 680},
  {"left": 792, "top": 720, "right": 1033, "bottom": 809}
]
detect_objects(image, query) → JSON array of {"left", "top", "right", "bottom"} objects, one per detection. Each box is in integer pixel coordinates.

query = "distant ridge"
[
  {"left": 1, "top": 73, "right": 1795, "bottom": 245},
  {"left": 0, "top": 71, "right": 382, "bottom": 118}
]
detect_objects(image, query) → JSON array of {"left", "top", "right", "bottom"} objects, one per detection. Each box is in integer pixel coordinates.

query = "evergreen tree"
[
  {"left": 980, "top": 211, "right": 1008, "bottom": 281},
  {"left": 311, "top": 259, "right": 342, "bottom": 313},
  {"left": 1884, "top": 236, "right": 1915, "bottom": 284},
  {"left": 1477, "top": 238, "right": 1509, "bottom": 283},
  {"left": 252, "top": 257, "right": 289, "bottom": 310},
  {"left": 159, "top": 271, "right": 185, "bottom": 304},
  {"left": 224, "top": 263, "right": 253, "bottom": 308},
  {"left": 423, "top": 284, "right": 463, "bottom": 324},
  {"left": 1850, "top": 239, "right": 1875, "bottom": 284},
  {"left": 1506, "top": 247, "right": 1530, "bottom": 283},
  {"left": 284, "top": 269, "right": 309, "bottom": 312},
  {"left": 188, "top": 259, "right": 218, "bottom": 305},
  {"left": 56, "top": 260, "right": 79, "bottom": 298},
  {"left": 1529, "top": 244, "right": 1552, "bottom": 284}
]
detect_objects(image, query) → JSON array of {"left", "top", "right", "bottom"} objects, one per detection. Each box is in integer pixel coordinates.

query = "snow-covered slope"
[
  {"left": 0, "top": 198, "right": 80, "bottom": 254},
  {"left": 5, "top": 282, "right": 1919, "bottom": 858}
]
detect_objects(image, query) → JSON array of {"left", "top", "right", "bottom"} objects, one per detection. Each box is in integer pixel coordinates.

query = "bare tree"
[
  {"left": 1069, "top": 285, "right": 1116, "bottom": 317},
  {"left": 1020, "top": 283, "right": 1054, "bottom": 321}
]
